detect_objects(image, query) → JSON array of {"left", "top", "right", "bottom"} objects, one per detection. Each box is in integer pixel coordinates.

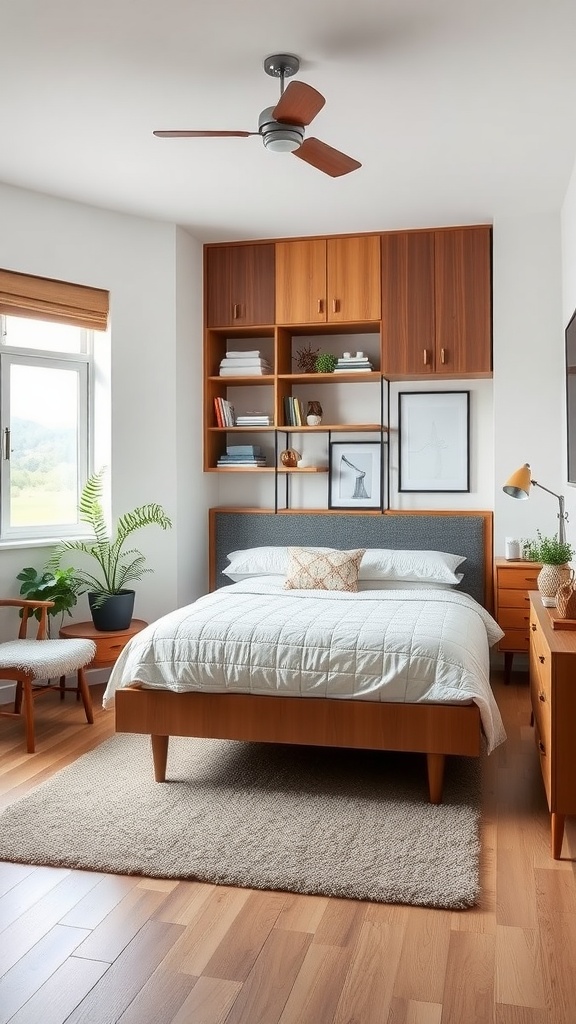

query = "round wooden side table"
[{"left": 59, "top": 619, "right": 148, "bottom": 670}]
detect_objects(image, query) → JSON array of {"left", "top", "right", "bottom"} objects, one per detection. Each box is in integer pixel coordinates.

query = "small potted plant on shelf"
[
  {"left": 524, "top": 530, "right": 574, "bottom": 607},
  {"left": 46, "top": 467, "right": 172, "bottom": 631}
]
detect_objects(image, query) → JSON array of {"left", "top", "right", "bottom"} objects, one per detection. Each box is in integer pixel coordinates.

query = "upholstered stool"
[{"left": 0, "top": 599, "right": 96, "bottom": 753}]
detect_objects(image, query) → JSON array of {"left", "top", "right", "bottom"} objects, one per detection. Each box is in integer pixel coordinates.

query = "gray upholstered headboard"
[{"left": 209, "top": 509, "right": 493, "bottom": 609}]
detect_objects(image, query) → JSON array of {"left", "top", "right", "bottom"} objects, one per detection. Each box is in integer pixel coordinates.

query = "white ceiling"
[{"left": 2, "top": 0, "right": 576, "bottom": 243}]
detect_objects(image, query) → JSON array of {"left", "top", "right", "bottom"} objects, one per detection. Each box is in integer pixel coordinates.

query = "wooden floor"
[{"left": 0, "top": 670, "right": 575, "bottom": 1024}]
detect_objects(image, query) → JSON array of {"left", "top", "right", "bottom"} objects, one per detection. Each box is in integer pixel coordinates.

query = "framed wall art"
[
  {"left": 398, "top": 390, "right": 470, "bottom": 492},
  {"left": 328, "top": 441, "right": 383, "bottom": 510}
]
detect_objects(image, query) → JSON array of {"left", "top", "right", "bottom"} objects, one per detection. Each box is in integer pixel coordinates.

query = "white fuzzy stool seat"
[{"left": 0, "top": 599, "right": 97, "bottom": 753}]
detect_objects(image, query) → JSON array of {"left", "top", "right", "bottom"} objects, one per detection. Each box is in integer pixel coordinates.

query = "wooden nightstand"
[
  {"left": 59, "top": 619, "right": 148, "bottom": 669},
  {"left": 494, "top": 558, "right": 541, "bottom": 683},
  {"left": 529, "top": 592, "right": 576, "bottom": 859}
]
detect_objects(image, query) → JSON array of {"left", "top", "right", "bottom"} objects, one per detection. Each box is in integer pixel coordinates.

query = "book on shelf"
[
  {"left": 214, "top": 396, "right": 235, "bottom": 426},
  {"left": 225, "top": 350, "right": 262, "bottom": 359},
  {"left": 282, "top": 396, "right": 305, "bottom": 426},
  {"left": 235, "top": 415, "right": 271, "bottom": 426},
  {"left": 225, "top": 444, "right": 264, "bottom": 455},
  {"left": 219, "top": 366, "right": 272, "bottom": 376}
]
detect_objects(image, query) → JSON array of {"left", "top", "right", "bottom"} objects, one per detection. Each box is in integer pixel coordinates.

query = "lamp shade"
[{"left": 503, "top": 463, "right": 532, "bottom": 499}]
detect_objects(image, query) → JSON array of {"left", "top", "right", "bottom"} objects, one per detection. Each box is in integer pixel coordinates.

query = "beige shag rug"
[{"left": 0, "top": 735, "right": 482, "bottom": 908}]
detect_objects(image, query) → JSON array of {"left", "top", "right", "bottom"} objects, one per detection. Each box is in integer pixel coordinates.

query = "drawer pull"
[
  {"left": 109, "top": 644, "right": 123, "bottom": 651},
  {"left": 317, "top": 298, "right": 323, "bottom": 314},
  {"left": 539, "top": 740, "right": 546, "bottom": 755},
  {"left": 531, "top": 622, "right": 536, "bottom": 629},
  {"left": 539, "top": 692, "right": 546, "bottom": 703},
  {"left": 539, "top": 655, "right": 545, "bottom": 664}
]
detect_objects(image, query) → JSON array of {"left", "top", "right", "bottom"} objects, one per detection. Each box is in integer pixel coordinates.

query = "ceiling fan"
[{"left": 153, "top": 54, "right": 361, "bottom": 178}]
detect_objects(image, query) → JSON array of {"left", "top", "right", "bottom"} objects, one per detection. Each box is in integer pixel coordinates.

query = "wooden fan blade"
[
  {"left": 272, "top": 82, "right": 325, "bottom": 126},
  {"left": 293, "top": 138, "right": 361, "bottom": 177},
  {"left": 153, "top": 130, "right": 257, "bottom": 138}
]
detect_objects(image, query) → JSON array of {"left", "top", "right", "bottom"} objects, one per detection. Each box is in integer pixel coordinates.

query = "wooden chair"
[{"left": 0, "top": 599, "right": 96, "bottom": 753}]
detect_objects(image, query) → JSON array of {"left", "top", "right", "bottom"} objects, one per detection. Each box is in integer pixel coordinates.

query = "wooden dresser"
[
  {"left": 529, "top": 592, "right": 576, "bottom": 858},
  {"left": 494, "top": 558, "right": 541, "bottom": 682}
]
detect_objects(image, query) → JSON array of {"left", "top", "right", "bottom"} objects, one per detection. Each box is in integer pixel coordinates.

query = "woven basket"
[{"left": 556, "top": 570, "right": 576, "bottom": 618}]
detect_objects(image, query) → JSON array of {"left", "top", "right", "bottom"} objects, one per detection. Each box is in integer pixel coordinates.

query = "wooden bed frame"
[{"left": 115, "top": 508, "right": 493, "bottom": 803}]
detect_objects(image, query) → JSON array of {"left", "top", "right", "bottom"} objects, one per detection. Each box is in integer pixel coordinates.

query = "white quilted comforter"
[{"left": 103, "top": 579, "right": 506, "bottom": 752}]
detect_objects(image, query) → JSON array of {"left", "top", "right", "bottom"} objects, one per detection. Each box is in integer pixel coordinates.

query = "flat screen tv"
[{"left": 566, "top": 307, "right": 576, "bottom": 484}]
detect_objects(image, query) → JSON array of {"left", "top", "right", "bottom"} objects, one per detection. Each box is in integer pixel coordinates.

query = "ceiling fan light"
[{"left": 264, "top": 130, "right": 303, "bottom": 153}]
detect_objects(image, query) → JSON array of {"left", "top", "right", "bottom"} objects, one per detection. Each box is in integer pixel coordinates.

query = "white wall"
[
  {"left": 493, "top": 213, "right": 566, "bottom": 552},
  {"left": 0, "top": 182, "right": 210, "bottom": 644}
]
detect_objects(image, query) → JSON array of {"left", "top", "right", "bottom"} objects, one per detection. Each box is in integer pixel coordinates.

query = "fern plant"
[{"left": 46, "top": 468, "right": 172, "bottom": 606}]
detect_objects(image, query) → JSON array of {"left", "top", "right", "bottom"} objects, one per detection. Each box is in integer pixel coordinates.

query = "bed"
[{"left": 105, "top": 508, "right": 505, "bottom": 802}]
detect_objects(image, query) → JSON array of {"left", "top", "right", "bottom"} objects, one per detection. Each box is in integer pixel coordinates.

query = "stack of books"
[
  {"left": 235, "top": 413, "right": 271, "bottom": 426},
  {"left": 217, "top": 444, "right": 266, "bottom": 467},
  {"left": 283, "top": 396, "right": 306, "bottom": 426},
  {"left": 213, "top": 397, "right": 235, "bottom": 426},
  {"left": 219, "top": 351, "right": 272, "bottom": 376},
  {"left": 333, "top": 353, "right": 374, "bottom": 373}
]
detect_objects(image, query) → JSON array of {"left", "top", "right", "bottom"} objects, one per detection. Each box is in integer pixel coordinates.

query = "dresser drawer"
[
  {"left": 498, "top": 567, "right": 540, "bottom": 590},
  {"left": 91, "top": 633, "right": 135, "bottom": 666}
]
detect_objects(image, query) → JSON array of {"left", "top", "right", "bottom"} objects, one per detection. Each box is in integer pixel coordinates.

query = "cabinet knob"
[
  {"left": 423, "top": 349, "right": 429, "bottom": 366},
  {"left": 531, "top": 622, "right": 536, "bottom": 630},
  {"left": 440, "top": 347, "right": 447, "bottom": 364},
  {"left": 539, "top": 740, "right": 546, "bottom": 755},
  {"left": 232, "top": 303, "right": 240, "bottom": 319},
  {"left": 317, "top": 299, "right": 323, "bottom": 314},
  {"left": 539, "top": 655, "right": 545, "bottom": 664},
  {"left": 332, "top": 298, "right": 338, "bottom": 314},
  {"left": 539, "top": 692, "right": 546, "bottom": 703}
]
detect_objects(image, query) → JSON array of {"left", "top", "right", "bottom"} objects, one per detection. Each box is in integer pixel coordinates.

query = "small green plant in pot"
[
  {"left": 16, "top": 566, "right": 84, "bottom": 637},
  {"left": 525, "top": 530, "right": 574, "bottom": 608},
  {"left": 46, "top": 468, "right": 172, "bottom": 631}
]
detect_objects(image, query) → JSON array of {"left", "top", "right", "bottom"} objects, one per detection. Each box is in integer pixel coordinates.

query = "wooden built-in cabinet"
[
  {"left": 203, "top": 224, "right": 492, "bottom": 473},
  {"left": 275, "top": 235, "right": 381, "bottom": 325},
  {"left": 205, "top": 243, "right": 275, "bottom": 327},
  {"left": 381, "top": 226, "right": 492, "bottom": 378},
  {"left": 529, "top": 592, "right": 576, "bottom": 859}
]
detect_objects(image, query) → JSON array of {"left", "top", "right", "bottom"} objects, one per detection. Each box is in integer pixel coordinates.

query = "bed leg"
[
  {"left": 426, "top": 753, "right": 445, "bottom": 804},
  {"left": 151, "top": 735, "right": 169, "bottom": 782}
]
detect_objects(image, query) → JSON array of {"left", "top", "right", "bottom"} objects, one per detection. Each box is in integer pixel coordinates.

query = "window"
[{"left": 0, "top": 269, "right": 109, "bottom": 542}]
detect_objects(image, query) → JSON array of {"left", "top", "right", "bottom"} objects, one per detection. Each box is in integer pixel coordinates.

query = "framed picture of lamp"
[
  {"left": 398, "top": 390, "right": 470, "bottom": 492},
  {"left": 328, "top": 441, "right": 383, "bottom": 510}
]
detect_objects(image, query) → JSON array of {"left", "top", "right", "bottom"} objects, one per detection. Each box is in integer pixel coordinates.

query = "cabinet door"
[
  {"left": 381, "top": 231, "right": 435, "bottom": 376},
  {"left": 205, "top": 244, "right": 275, "bottom": 327},
  {"left": 434, "top": 227, "right": 492, "bottom": 374},
  {"left": 327, "top": 236, "right": 381, "bottom": 322},
  {"left": 275, "top": 239, "right": 327, "bottom": 324}
]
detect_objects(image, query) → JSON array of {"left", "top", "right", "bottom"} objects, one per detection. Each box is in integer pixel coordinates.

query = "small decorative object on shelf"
[
  {"left": 306, "top": 400, "right": 323, "bottom": 426},
  {"left": 556, "top": 569, "right": 576, "bottom": 618},
  {"left": 280, "top": 448, "right": 301, "bottom": 468},
  {"left": 294, "top": 342, "right": 320, "bottom": 374},
  {"left": 315, "top": 352, "right": 338, "bottom": 373}
]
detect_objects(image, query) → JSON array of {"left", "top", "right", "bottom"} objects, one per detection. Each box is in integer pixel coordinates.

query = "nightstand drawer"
[
  {"left": 498, "top": 567, "right": 540, "bottom": 590},
  {"left": 498, "top": 629, "right": 530, "bottom": 652},
  {"left": 498, "top": 588, "right": 532, "bottom": 609},
  {"left": 498, "top": 607, "right": 531, "bottom": 630}
]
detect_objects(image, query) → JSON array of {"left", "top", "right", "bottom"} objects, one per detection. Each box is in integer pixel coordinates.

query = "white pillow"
[
  {"left": 223, "top": 545, "right": 466, "bottom": 586},
  {"left": 359, "top": 549, "right": 466, "bottom": 585}
]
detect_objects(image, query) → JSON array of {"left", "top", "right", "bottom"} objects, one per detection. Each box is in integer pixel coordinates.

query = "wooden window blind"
[{"left": 0, "top": 269, "right": 109, "bottom": 331}]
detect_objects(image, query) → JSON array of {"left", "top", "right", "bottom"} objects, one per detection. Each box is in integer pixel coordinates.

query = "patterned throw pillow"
[{"left": 283, "top": 547, "right": 366, "bottom": 592}]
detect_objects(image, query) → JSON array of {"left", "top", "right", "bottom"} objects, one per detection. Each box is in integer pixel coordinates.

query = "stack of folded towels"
[{"left": 219, "top": 350, "right": 272, "bottom": 376}]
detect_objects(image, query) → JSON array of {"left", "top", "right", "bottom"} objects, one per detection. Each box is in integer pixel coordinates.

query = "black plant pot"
[{"left": 88, "top": 590, "right": 135, "bottom": 631}]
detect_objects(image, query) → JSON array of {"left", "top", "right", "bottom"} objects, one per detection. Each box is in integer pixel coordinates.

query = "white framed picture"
[
  {"left": 328, "top": 441, "right": 383, "bottom": 509},
  {"left": 398, "top": 391, "right": 470, "bottom": 492}
]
